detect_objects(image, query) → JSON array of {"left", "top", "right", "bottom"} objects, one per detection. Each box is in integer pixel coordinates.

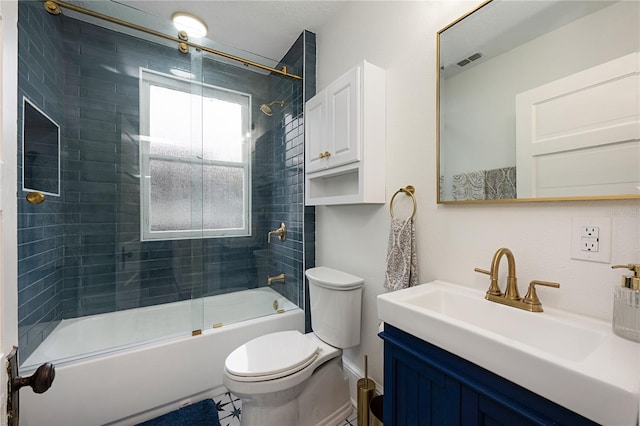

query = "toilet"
[{"left": 223, "top": 266, "right": 364, "bottom": 426}]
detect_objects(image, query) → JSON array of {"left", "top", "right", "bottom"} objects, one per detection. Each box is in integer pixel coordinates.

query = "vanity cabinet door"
[
  {"left": 460, "top": 388, "right": 538, "bottom": 426},
  {"left": 381, "top": 325, "right": 599, "bottom": 426},
  {"left": 384, "top": 335, "right": 461, "bottom": 425}
]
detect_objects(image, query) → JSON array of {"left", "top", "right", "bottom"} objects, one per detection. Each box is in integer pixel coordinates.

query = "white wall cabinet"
[{"left": 305, "top": 60, "right": 385, "bottom": 205}]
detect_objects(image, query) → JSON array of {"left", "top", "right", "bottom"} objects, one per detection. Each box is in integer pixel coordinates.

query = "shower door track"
[{"left": 43, "top": 0, "right": 303, "bottom": 80}]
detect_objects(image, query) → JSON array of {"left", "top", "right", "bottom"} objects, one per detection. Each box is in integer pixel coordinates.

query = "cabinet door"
[
  {"left": 382, "top": 325, "right": 600, "bottom": 426},
  {"left": 461, "top": 386, "right": 538, "bottom": 426},
  {"left": 305, "top": 92, "right": 327, "bottom": 174},
  {"left": 326, "top": 65, "right": 361, "bottom": 168},
  {"left": 385, "top": 339, "right": 461, "bottom": 425}
]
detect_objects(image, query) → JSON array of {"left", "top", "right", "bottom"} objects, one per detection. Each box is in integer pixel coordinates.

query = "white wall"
[{"left": 313, "top": 1, "right": 640, "bottom": 390}]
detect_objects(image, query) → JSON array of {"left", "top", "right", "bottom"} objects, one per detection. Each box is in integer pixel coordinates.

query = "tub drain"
[{"left": 273, "top": 300, "right": 279, "bottom": 311}]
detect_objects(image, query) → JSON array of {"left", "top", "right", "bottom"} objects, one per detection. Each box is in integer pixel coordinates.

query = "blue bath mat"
[{"left": 137, "top": 399, "right": 221, "bottom": 426}]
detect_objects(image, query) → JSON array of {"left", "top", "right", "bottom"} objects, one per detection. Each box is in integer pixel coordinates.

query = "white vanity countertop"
[{"left": 377, "top": 280, "right": 640, "bottom": 425}]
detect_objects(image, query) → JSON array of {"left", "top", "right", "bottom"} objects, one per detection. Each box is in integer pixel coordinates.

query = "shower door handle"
[{"left": 6, "top": 347, "right": 56, "bottom": 426}]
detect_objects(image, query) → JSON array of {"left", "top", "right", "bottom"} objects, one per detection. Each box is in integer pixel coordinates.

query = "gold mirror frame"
[{"left": 436, "top": 0, "right": 640, "bottom": 204}]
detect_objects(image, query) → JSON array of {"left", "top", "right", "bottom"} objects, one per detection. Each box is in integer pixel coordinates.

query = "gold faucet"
[
  {"left": 268, "top": 223, "right": 287, "bottom": 243},
  {"left": 267, "top": 273, "right": 285, "bottom": 285},
  {"left": 475, "top": 248, "right": 559, "bottom": 312}
]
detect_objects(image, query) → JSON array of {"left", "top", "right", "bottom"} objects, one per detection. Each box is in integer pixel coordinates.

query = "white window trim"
[{"left": 139, "top": 68, "right": 252, "bottom": 241}]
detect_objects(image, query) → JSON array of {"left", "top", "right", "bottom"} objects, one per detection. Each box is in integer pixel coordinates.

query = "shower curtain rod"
[{"left": 43, "top": 0, "right": 303, "bottom": 80}]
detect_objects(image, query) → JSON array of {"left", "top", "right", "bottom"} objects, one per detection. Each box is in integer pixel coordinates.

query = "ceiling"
[{"left": 113, "top": 1, "right": 347, "bottom": 61}]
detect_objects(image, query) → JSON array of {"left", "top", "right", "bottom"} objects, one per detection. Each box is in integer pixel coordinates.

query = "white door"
[
  {"left": 516, "top": 52, "right": 640, "bottom": 198},
  {"left": 0, "top": 1, "right": 19, "bottom": 425}
]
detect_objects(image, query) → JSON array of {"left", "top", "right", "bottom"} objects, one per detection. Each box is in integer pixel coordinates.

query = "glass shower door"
[
  {"left": 18, "top": 0, "right": 307, "bottom": 369},
  {"left": 134, "top": 50, "right": 207, "bottom": 337}
]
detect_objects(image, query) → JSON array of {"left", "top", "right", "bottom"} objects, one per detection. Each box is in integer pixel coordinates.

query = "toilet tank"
[{"left": 305, "top": 266, "right": 364, "bottom": 348}]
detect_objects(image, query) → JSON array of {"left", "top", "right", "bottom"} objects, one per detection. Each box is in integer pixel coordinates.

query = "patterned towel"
[
  {"left": 384, "top": 217, "right": 418, "bottom": 291},
  {"left": 485, "top": 167, "right": 517, "bottom": 199},
  {"left": 452, "top": 167, "right": 517, "bottom": 200},
  {"left": 453, "top": 170, "right": 486, "bottom": 200}
]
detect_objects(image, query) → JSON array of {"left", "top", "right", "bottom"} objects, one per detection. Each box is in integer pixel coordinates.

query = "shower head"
[{"left": 259, "top": 100, "right": 285, "bottom": 116}]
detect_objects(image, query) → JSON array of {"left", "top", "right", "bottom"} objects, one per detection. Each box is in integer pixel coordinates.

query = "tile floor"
[
  {"left": 341, "top": 408, "right": 358, "bottom": 426},
  {"left": 213, "top": 392, "right": 358, "bottom": 426},
  {"left": 214, "top": 392, "right": 242, "bottom": 426}
]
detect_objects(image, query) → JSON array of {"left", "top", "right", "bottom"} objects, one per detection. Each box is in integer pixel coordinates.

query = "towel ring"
[{"left": 389, "top": 185, "right": 417, "bottom": 220}]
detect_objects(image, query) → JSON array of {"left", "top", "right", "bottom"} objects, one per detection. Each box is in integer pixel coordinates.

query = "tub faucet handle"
[{"left": 268, "top": 223, "right": 287, "bottom": 243}]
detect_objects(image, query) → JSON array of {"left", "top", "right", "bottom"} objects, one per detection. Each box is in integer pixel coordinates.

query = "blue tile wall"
[
  {"left": 263, "top": 32, "right": 311, "bottom": 309},
  {"left": 17, "top": 1, "right": 66, "bottom": 361},
  {"left": 17, "top": 1, "right": 315, "bottom": 360}
]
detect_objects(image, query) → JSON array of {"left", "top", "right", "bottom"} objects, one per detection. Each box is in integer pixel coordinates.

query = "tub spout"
[{"left": 267, "top": 273, "right": 285, "bottom": 285}]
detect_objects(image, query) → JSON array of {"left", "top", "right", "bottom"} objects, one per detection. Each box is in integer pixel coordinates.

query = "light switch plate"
[{"left": 571, "top": 217, "right": 611, "bottom": 263}]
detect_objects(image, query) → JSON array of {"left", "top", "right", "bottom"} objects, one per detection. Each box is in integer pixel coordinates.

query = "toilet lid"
[{"left": 225, "top": 330, "right": 320, "bottom": 380}]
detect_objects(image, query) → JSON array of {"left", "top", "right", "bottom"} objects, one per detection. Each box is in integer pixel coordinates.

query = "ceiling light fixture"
[{"left": 171, "top": 12, "right": 208, "bottom": 38}]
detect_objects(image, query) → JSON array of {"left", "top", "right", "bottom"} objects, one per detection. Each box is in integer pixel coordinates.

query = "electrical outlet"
[
  {"left": 581, "top": 226, "right": 599, "bottom": 239},
  {"left": 571, "top": 217, "right": 611, "bottom": 263},
  {"left": 581, "top": 237, "right": 599, "bottom": 252}
]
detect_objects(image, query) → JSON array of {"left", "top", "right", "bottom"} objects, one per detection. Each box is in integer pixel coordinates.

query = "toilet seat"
[{"left": 225, "top": 330, "right": 320, "bottom": 382}]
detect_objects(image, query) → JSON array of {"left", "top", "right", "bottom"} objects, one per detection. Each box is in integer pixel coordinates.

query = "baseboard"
[{"left": 342, "top": 356, "right": 383, "bottom": 407}]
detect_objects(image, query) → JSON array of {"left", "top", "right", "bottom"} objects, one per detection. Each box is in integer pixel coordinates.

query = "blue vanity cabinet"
[{"left": 380, "top": 325, "right": 598, "bottom": 426}]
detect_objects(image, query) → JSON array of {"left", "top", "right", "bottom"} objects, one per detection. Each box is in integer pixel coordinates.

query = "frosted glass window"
[
  {"left": 140, "top": 69, "right": 251, "bottom": 240},
  {"left": 149, "top": 159, "right": 195, "bottom": 232},
  {"left": 202, "top": 165, "right": 244, "bottom": 229}
]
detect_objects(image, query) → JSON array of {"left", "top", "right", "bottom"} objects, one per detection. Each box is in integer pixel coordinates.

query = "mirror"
[
  {"left": 22, "top": 97, "right": 60, "bottom": 196},
  {"left": 437, "top": 0, "right": 640, "bottom": 203}
]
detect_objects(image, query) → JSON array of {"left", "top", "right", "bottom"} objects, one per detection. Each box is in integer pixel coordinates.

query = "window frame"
[{"left": 139, "top": 68, "right": 252, "bottom": 241}]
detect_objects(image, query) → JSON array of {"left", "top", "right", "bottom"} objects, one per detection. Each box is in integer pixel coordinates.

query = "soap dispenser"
[{"left": 611, "top": 264, "right": 640, "bottom": 342}]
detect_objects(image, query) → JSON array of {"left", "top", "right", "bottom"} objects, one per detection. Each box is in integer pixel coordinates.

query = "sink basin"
[
  {"left": 377, "top": 280, "right": 640, "bottom": 425},
  {"left": 406, "top": 286, "right": 606, "bottom": 362}
]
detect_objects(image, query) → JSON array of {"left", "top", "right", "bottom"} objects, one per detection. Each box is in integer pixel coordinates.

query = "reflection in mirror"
[
  {"left": 437, "top": 1, "right": 640, "bottom": 203},
  {"left": 22, "top": 98, "right": 60, "bottom": 196}
]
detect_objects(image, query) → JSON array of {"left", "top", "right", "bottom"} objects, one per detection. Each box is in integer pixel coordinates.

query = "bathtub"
[{"left": 20, "top": 287, "right": 304, "bottom": 426}]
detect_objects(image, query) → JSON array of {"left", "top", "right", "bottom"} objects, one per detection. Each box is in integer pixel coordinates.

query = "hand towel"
[
  {"left": 384, "top": 217, "right": 418, "bottom": 291},
  {"left": 484, "top": 166, "right": 517, "bottom": 200},
  {"left": 453, "top": 170, "right": 485, "bottom": 200}
]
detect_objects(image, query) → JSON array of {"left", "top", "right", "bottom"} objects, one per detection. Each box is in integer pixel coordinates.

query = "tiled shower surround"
[{"left": 17, "top": 1, "right": 315, "bottom": 361}]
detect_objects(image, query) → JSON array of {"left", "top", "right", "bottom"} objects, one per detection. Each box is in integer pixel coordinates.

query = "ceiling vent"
[{"left": 456, "top": 52, "right": 484, "bottom": 68}]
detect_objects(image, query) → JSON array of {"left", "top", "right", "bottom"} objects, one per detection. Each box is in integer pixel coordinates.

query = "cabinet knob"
[
  {"left": 320, "top": 151, "right": 331, "bottom": 159},
  {"left": 319, "top": 152, "right": 325, "bottom": 159}
]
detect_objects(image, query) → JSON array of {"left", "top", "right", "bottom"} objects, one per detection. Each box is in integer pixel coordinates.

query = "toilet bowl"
[{"left": 223, "top": 267, "right": 364, "bottom": 426}]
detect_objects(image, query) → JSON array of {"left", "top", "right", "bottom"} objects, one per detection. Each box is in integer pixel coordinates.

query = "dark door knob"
[
  {"left": 13, "top": 362, "right": 55, "bottom": 394},
  {"left": 7, "top": 348, "right": 56, "bottom": 426}
]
